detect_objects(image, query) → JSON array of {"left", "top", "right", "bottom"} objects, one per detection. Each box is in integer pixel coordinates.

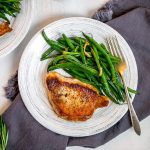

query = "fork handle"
[{"left": 121, "top": 76, "right": 141, "bottom": 135}]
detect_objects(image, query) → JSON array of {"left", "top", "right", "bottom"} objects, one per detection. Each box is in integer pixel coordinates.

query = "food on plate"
[
  {"left": 46, "top": 72, "right": 109, "bottom": 121},
  {"left": 0, "top": 22, "right": 12, "bottom": 36},
  {"left": 41, "top": 30, "right": 138, "bottom": 106},
  {"left": 0, "top": 0, "right": 22, "bottom": 36}
]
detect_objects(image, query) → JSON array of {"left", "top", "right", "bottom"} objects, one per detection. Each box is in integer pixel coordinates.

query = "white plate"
[
  {"left": 18, "top": 17, "right": 138, "bottom": 137},
  {"left": 0, "top": 0, "right": 34, "bottom": 57}
]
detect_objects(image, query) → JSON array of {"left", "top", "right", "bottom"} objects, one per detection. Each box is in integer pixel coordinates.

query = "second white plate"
[
  {"left": 0, "top": 0, "right": 34, "bottom": 57},
  {"left": 18, "top": 17, "right": 138, "bottom": 137}
]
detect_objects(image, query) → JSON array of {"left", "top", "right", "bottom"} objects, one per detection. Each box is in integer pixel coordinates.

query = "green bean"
[
  {"left": 47, "top": 55, "right": 80, "bottom": 71},
  {"left": 41, "top": 54, "right": 59, "bottom": 61},
  {"left": 74, "top": 45, "right": 79, "bottom": 52},
  {"left": 62, "top": 51, "right": 80, "bottom": 56},
  {"left": 88, "top": 80, "right": 103, "bottom": 94},
  {"left": 69, "top": 69, "right": 86, "bottom": 78},
  {"left": 4, "top": 5, "right": 16, "bottom": 17},
  {"left": 47, "top": 60, "right": 55, "bottom": 72},
  {"left": 80, "top": 40, "right": 87, "bottom": 64},
  {"left": 116, "top": 82, "right": 138, "bottom": 94},
  {"left": 106, "top": 70, "right": 126, "bottom": 102},
  {"left": 90, "top": 76, "right": 99, "bottom": 85},
  {"left": 105, "top": 88, "right": 123, "bottom": 104},
  {"left": 90, "top": 76, "right": 104, "bottom": 94},
  {"left": 65, "top": 69, "right": 103, "bottom": 94},
  {"left": 48, "top": 60, "right": 99, "bottom": 76},
  {"left": 57, "top": 39, "right": 68, "bottom": 47},
  {"left": 108, "top": 81, "right": 125, "bottom": 102},
  {"left": 65, "top": 69, "right": 86, "bottom": 79},
  {"left": 62, "top": 34, "right": 75, "bottom": 50},
  {"left": 117, "top": 87, "right": 126, "bottom": 102},
  {"left": 101, "top": 62, "right": 111, "bottom": 77},
  {"left": 83, "top": 72, "right": 92, "bottom": 82},
  {"left": 59, "top": 37, "right": 78, "bottom": 46},
  {"left": 0, "top": 0, "right": 21, "bottom": 3},
  {"left": 73, "top": 37, "right": 86, "bottom": 44},
  {"left": 86, "top": 58, "right": 96, "bottom": 67},
  {"left": 0, "top": 12, "right": 9, "bottom": 23},
  {"left": 100, "top": 43, "right": 110, "bottom": 54},
  {"left": 69, "top": 39, "right": 78, "bottom": 46},
  {"left": 40, "top": 48, "right": 54, "bottom": 61},
  {"left": 99, "top": 57, "right": 120, "bottom": 65},
  {"left": 67, "top": 60, "right": 99, "bottom": 76},
  {"left": 90, "top": 45, "right": 110, "bottom": 93},
  {"left": 42, "top": 30, "right": 66, "bottom": 51},
  {"left": 109, "top": 85, "right": 122, "bottom": 102},
  {"left": 115, "top": 72, "right": 138, "bottom": 94},
  {"left": 52, "top": 55, "right": 80, "bottom": 65},
  {"left": 78, "top": 41, "right": 93, "bottom": 81},
  {"left": 4, "top": 3, "right": 21, "bottom": 12},
  {"left": 83, "top": 32, "right": 116, "bottom": 82},
  {"left": 79, "top": 40, "right": 91, "bottom": 81},
  {"left": 100, "top": 43, "right": 121, "bottom": 63},
  {"left": 109, "top": 55, "right": 121, "bottom": 62},
  {"left": 91, "top": 45, "right": 102, "bottom": 76},
  {"left": 101, "top": 65, "right": 125, "bottom": 102},
  {"left": 101, "top": 73, "right": 110, "bottom": 93},
  {"left": 0, "top": 0, "right": 21, "bottom": 22},
  {"left": 48, "top": 62, "right": 81, "bottom": 72},
  {"left": 97, "top": 49, "right": 121, "bottom": 63},
  {"left": 65, "top": 70, "right": 97, "bottom": 87}
]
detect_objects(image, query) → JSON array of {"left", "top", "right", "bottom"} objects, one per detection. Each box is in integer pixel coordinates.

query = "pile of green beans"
[
  {"left": 0, "top": 0, "right": 22, "bottom": 23},
  {"left": 41, "top": 30, "right": 138, "bottom": 104}
]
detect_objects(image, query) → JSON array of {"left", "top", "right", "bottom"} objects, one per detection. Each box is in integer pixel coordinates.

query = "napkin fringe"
[
  {"left": 92, "top": 1, "right": 113, "bottom": 22},
  {"left": 4, "top": 72, "right": 19, "bottom": 101}
]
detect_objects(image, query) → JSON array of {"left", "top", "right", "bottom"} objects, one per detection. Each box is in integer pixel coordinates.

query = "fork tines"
[{"left": 106, "top": 36, "right": 125, "bottom": 62}]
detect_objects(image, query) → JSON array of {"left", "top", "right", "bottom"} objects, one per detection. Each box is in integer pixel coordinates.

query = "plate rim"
[
  {"left": 18, "top": 17, "right": 138, "bottom": 137},
  {"left": 0, "top": 0, "right": 34, "bottom": 58}
]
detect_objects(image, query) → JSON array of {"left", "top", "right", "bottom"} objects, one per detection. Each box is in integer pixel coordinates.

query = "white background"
[{"left": 0, "top": 0, "right": 150, "bottom": 150}]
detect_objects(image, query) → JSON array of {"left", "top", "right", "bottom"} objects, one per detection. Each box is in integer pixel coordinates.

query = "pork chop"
[
  {"left": 45, "top": 72, "right": 109, "bottom": 121},
  {"left": 0, "top": 22, "right": 12, "bottom": 36}
]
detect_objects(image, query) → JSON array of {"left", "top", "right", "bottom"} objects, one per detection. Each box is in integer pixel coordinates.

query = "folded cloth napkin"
[{"left": 3, "top": 0, "right": 150, "bottom": 149}]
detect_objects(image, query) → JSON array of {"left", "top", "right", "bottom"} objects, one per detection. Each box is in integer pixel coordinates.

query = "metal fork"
[{"left": 106, "top": 36, "right": 141, "bottom": 135}]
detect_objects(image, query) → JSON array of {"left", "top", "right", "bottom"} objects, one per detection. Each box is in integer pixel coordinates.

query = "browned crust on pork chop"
[
  {"left": 45, "top": 72, "right": 109, "bottom": 121},
  {"left": 0, "top": 22, "right": 12, "bottom": 36}
]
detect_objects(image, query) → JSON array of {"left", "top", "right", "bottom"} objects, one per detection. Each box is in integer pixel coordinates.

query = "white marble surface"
[{"left": 0, "top": 0, "right": 150, "bottom": 149}]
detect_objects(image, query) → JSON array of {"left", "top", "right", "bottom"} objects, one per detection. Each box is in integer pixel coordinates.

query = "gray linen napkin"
[{"left": 3, "top": 0, "right": 150, "bottom": 149}]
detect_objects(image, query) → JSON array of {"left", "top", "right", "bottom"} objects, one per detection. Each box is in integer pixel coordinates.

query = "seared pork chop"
[
  {"left": 0, "top": 22, "right": 12, "bottom": 36},
  {"left": 46, "top": 72, "right": 109, "bottom": 121}
]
